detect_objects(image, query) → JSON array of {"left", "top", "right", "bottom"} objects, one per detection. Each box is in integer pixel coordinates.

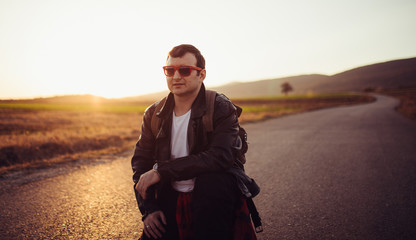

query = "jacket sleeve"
[
  {"left": 131, "top": 104, "right": 160, "bottom": 216},
  {"left": 157, "top": 96, "right": 239, "bottom": 180}
]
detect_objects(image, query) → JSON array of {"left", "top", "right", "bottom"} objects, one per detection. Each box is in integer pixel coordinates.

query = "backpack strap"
[
  {"left": 151, "top": 97, "right": 167, "bottom": 138},
  {"left": 246, "top": 197, "right": 263, "bottom": 233},
  {"left": 203, "top": 90, "right": 217, "bottom": 133}
]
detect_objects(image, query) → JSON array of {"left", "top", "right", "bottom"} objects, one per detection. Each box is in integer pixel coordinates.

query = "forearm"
[{"left": 131, "top": 105, "right": 160, "bottom": 213}]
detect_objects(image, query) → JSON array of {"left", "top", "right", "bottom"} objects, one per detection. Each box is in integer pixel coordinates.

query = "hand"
[
  {"left": 143, "top": 211, "right": 167, "bottom": 239},
  {"left": 135, "top": 169, "right": 161, "bottom": 200}
]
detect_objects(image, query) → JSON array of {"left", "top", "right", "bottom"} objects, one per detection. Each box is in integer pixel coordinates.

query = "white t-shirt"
[{"left": 170, "top": 109, "right": 195, "bottom": 192}]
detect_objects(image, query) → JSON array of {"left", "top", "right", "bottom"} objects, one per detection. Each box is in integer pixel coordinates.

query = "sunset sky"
[{"left": 1, "top": 0, "right": 415, "bottom": 99}]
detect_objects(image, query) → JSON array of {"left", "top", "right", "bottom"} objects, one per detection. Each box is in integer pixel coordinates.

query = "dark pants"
[{"left": 141, "top": 172, "right": 239, "bottom": 240}]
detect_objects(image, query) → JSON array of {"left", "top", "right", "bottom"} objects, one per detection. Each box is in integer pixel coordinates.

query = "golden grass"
[
  {"left": 379, "top": 88, "right": 416, "bottom": 122},
  {"left": 236, "top": 93, "right": 375, "bottom": 123},
  {"left": 0, "top": 102, "right": 149, "bottom": 113},
  {"left": 0, "top": 110, "right": 141, "bottom": 174},
  {"left": 0, "top": 93, "right": 375, "bottom": 175}
]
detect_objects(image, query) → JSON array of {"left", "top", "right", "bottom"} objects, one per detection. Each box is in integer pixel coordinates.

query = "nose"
[{"left": 173, "top": 69, "right": 182, "bottom": 79}]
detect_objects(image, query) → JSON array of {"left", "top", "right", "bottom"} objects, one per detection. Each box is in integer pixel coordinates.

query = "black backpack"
[{"left": 150, "top": 90, "right": 263, "bottom": 233}]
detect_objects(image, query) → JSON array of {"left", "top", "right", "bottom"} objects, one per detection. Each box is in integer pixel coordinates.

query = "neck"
[{"left": 173, "top": 87, "right": 200, "bottom": 116}]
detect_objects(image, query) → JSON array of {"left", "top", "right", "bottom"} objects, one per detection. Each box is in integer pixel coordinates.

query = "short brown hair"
[{"left": 167, "top": 44, "right": 205, "bottom": 70}]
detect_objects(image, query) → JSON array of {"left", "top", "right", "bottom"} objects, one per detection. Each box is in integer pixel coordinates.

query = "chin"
[{"left": 172, "top": 91, "right": 186, "bottom": 96}]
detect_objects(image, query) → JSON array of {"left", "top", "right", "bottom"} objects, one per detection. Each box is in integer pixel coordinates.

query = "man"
[{"left": 132, "top": 44, "right": 257, "bottom": 240}]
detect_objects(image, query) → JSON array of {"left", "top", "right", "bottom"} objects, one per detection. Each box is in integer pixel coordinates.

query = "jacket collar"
[{"left": 156, "top": 83, "right": 207, "bottom": 119}]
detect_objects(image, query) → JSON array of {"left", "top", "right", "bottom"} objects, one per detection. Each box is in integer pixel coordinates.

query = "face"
[{"left": 165, "top": 52, "right": 206, "bottom": 97}]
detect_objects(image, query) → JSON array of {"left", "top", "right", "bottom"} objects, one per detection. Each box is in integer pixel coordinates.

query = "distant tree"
[{"left": 281, "top": 82, "right": 293, "bottom": 96}]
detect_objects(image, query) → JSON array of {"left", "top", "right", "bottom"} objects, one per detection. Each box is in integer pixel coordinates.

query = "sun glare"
[{"left": 0, "top": 0, "right": 415, "bottom": 99}]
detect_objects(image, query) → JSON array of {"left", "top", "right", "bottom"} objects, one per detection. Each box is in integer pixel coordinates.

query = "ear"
[{"left": 199, "top": 69, "right": 206, "bottom": 82}]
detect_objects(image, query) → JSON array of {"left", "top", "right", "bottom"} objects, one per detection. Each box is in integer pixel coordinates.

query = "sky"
[{"left": 1, "top": 0, "right": 415, "bottom": 99}]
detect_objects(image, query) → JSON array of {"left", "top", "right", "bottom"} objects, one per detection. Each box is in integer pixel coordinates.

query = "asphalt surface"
[
  {"left": 243, "top": 94, "right": 416, "bottom": 240},
  {"left": 1, "top": 94, "right": 416, "bottom": 239}
]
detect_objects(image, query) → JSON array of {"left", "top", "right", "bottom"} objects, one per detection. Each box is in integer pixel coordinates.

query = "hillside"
[
  {"left": 315, "top": 58, "right": 416, "bottom": 93},
  {"left": 123, "top": 57, "right": 416, "bottom": 101},
  {"left": 0, "top": 94, "right": 110, "bottom": 104},
  {"left": 210, "top": 74, "right": 330, "bottom": 98},
  {"left": 211, "top": 57, "right": 416, "bottom": 98},
  {"left": 2, "top": 57, "right": 415, "bottom": 103}
]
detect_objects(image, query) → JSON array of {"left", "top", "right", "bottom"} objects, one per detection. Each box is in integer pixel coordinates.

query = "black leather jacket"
[{"left": 132, "top": 84, "right": 258, "bottom": 216}]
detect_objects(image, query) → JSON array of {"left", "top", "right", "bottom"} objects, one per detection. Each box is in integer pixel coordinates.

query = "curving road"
[
  {"left": 244, "top": 94, "right": 416, "bottom": 240},
  {"left": 1, "top": 94, "right": 416, "bottom": 239}
]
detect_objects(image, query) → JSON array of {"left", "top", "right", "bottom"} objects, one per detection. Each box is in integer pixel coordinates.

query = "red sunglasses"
[{"left": 163, "top": 65, "right": 203, "bottom": 77}]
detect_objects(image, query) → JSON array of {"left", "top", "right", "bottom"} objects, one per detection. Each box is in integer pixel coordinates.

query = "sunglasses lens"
[
  {"left": 164, "top": 67, "right": 175, "bottom": 76},
  {"left": 179, "top": 67, "right": 192, "bottom": 76}
]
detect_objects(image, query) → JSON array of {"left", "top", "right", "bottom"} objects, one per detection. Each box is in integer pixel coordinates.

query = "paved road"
[
  {"left": 1, "top": 94, "right": 415, "bottom": 239},
  {"left": 243, "top": 94, "right": 416, "bottom": 240}
]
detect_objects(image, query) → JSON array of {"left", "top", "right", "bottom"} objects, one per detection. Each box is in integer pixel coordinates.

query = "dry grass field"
[
  {"left": 0, "top": 109, "right": 140, "bottom": 174},
  {"left": 379, "top": 88, "right": 416, "bottom": 122},
  {"left": 0, "top": 93, "right": 375, "bottom": 175},
  {"left": 234, "top": 93, "right": 375, "bottom": 123}
]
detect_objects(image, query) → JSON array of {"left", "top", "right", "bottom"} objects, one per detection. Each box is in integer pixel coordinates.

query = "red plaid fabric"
[
  {"left": 232, "top": 197, "right": 257, "bottom": 240},
  {"left": 175, "top": 193, "right": 257, "bottom": 240},
  {"left": 176, "top": 192, "right": 194, "bottom": 240}
]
